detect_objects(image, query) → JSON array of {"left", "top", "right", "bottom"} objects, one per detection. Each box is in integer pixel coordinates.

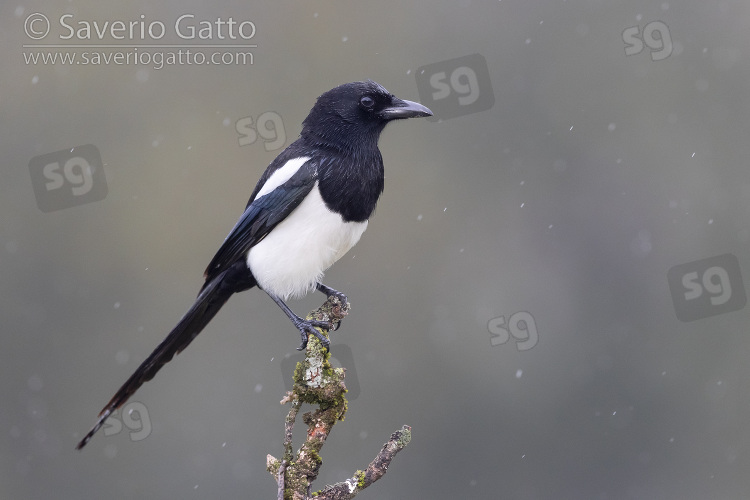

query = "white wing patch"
[{"left": 253, "top": 156, "right": 312, "bottom": 202}]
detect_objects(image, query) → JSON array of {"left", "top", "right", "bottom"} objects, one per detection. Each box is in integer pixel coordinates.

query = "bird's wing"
[
  {"left": 76, "top": 159, "right": 319, "bottom": 450},
  {"left": 203, "top": 158, "right": 318, "bottom": 284}
]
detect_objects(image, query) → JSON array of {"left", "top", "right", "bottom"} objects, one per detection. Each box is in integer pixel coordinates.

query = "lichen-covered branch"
[{"left": 266, "top": 295, "right": 412, "bottom": 499}]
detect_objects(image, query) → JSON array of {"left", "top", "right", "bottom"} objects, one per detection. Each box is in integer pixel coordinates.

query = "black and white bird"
[{"left": 76, "top": 80, "right": 432, "bottom": 449}]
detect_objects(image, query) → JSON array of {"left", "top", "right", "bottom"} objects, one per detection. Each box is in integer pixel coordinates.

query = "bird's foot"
[
  {"left": 315, "top": 284, "right": 349, "bottom": 331},
  {"left": 328, "top": 298, "right": 347, "bottom": 332},
  {"left": 294, "top": 318, "right": 332, "bottom": 351}
]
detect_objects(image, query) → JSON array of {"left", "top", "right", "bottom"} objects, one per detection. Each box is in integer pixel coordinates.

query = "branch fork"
[{"left": 266, "top": 296, "right": 411, "bottom": 499}]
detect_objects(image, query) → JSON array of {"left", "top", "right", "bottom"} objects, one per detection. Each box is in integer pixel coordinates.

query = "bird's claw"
[
  {"left": 331, "top": 292, "right": 349, "bottom": 309},
  {"left": 324, "top": 290, "right": 348, "bottom": 332},
  {"left": 295, "top": 319, "right": 332, "bottom": 351}
]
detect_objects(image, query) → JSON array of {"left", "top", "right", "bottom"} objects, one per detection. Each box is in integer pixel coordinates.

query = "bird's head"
[{"left": 301, "top": 80, "right": 432, "bottom": 151}]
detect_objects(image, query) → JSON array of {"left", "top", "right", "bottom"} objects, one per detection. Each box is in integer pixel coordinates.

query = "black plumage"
[{"left": 76, "top": 80, "right": 431, "bottom": 449}]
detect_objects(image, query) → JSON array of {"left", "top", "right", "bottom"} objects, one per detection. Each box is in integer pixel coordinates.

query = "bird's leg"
[
  {"left": 266, "top": 292, "right": 332, "bottom": 351},
  {"left": 316, "top": 282, "right": 348, "bottom": 303},
  {"left": 315, "top": 283, "right": 348, "bottom": 331}
]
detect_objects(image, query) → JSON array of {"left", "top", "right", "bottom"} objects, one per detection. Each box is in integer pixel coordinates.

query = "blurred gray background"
[{"left": 3, "top": 1, "right": 750, "bottom": 498}]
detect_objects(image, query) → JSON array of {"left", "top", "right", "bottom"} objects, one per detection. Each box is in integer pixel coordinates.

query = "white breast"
[{"left": 246, "top": 182, "right": 367, "bottom": 300}]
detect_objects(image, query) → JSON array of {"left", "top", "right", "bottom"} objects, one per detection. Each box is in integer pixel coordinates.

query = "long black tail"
[{"left": 76, "top": 265, "right": 252, "bottom": 449}]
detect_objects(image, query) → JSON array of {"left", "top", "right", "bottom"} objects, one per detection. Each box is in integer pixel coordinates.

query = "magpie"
[{"left": 76, "top": 80, "right": 432, "bottom": 449}]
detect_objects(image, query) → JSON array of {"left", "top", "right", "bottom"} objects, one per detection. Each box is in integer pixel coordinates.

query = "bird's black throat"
[{"left": 316, "top": 148, "right": 384, "bottom": 223}]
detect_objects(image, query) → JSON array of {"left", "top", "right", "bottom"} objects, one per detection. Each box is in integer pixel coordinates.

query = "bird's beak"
[{"left": 379, "top": 98, "right": 433, "bottom": 120}]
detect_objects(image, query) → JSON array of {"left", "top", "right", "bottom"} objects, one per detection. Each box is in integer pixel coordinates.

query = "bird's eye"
[{"left": 360, "top": 96, "right": 375, "bottom": 109}]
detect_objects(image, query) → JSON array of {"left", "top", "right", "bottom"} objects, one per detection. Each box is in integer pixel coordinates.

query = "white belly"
[{"left": 247, "top": 182, "right": 367, "bottom": 300}]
